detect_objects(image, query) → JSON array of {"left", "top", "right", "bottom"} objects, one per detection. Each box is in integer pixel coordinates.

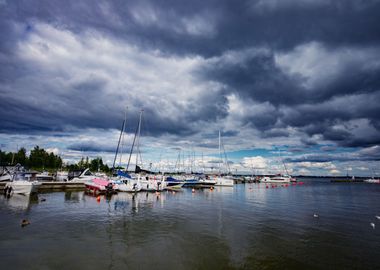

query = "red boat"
[{"left": 84, "top": 178, "right": 116, "bottom": 195}]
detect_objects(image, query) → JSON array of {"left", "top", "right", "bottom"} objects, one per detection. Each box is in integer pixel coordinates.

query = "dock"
[{"left": 0, "top": 181, "right": 85, "bottom": 193}]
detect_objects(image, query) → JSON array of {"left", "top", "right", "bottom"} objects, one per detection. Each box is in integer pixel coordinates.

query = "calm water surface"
[{"left": 0, "top": 179, "right": 379, "bottom": 270}]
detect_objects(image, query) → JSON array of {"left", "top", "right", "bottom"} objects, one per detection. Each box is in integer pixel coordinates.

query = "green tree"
[{"left": 15, "top": 148, "right": 27, "bottom": 165}]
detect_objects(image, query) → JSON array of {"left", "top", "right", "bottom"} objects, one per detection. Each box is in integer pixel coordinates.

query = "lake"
[{"left": 0, "top": 179, "right": 379, "bottom": 270}]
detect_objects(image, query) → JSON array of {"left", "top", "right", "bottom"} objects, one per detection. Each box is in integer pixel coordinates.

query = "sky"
[{"left": 1, "top": 0, "right": 380, "bottom": 176}]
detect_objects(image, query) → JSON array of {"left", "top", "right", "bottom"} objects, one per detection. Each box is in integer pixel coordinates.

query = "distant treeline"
[{"left": 0, "top": 146, "right": 111, "bottom": 173}]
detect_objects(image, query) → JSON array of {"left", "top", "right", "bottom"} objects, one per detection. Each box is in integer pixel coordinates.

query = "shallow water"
[{"left": 0, "top": 179, "right": 379, "bottom": 270}]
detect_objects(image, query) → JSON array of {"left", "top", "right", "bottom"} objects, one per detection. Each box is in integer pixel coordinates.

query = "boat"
[
  {"left": 139, "top": 174, "right": 167, "bottom": 191},
  {"left": 165, "top": 176, "right": 185, "bottom": 189},
  {"left": 213, "top": 175, "right": 234, "bottom": 186},
  {"left": 69, "top": 168, "right": 99, "bottom": 183},
  {"left": 56, "top": 171, "right": 69, "bottom": 181},
  {"left": 364, "top": 178, "right": 380, "bottom": 184},
  {"left": 36, "top": 171, "right": 54, "bottom": 181},
  {"left": 0, "top": 170, "right": 12, "bottom": 182},
  {"left": 260, "top": 174, "right": 292, "bottom": 184},
  {"left": 84, "top": 178, "right": 116, "bottom": 195},
  {"left": 3, "top": 164, "right": 41, "bottom": 196},
  {"left": 4, "top": 180, "right": 41, "bottom": 196},
  {"left": 112, "top": 170, "right": 142, "bottom": 192},
  {"left": 214, "top": 131, "right": 234, "bottom": 187}
]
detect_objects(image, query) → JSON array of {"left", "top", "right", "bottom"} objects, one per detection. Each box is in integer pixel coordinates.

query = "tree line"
[{"left": 0, "top": 146, "right": 111, "bottom": 173}]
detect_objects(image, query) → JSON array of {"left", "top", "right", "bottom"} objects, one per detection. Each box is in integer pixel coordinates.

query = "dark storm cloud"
[
  {"left": 199, "top": 50, "right": 305, "bottom": 106},
  {"left": 2, "top": 0, "right": 380, "bottom": 57},
  {"left": 1, "top": 0, "right": 380, "bottom": 150},
  {"left": 67, "top": 142, "right": 119, "bottom": 153}
]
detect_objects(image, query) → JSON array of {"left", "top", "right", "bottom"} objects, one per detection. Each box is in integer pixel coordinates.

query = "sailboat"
[
  {"left": 111, "top": 108, "right": 142, "bottom": 192},
  {"left": 129, "top": 110, "right": 166, "bottom": 191},
  {"left": 213, "top": 131, "right": 234, "bottom": 187}
]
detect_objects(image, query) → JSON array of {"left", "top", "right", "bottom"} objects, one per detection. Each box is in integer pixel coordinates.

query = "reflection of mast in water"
[{"left": 106, "top": 196, "right": 115, "bottom": 270}]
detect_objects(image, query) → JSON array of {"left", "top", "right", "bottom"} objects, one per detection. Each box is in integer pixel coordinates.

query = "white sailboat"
[
  {"left": 214, "top": 130, "right": 234, "bottom": 187},
  {"left": 111, "top": 108, "right": 142, "bottom": 192},
  {"left": 129, "top": 110, "right": 167, "bottom": 191}
]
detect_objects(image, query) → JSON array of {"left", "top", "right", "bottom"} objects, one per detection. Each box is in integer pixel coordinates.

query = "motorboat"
[
  {"left": 260, "top": 174, "right": 294, "bottom": 184},
  {"left": 84, "top": 178, "right": 116, "bottom": 195},
  {"left": 69, "top": 168, "right": 100, "bottom": 183},
  {"left": 164, "top": 176, "right": 185, "bottom": 189},
  {"left": 5, "top": 180, "right": 41, "bottom": 196},
  {"left": 3, "top": 165, "right": 41, "bottom": 196},
  {"left": 36, "top": 171, "right": 54, "bottom": 181}
]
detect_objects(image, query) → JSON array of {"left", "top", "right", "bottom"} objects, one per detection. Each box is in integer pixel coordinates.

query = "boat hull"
[
  {"left": 115, "top": 181, "right": 142, "bottom": 192},
  {"left": 140, "top": 180, "right": 166, "bottom": 191},
  {"left": 214, "top": 177, "right": 234, "bottom": 187},
  {"left": 364, "top": 179, "right": 380, "bottom": 183},
  {"left": 5, "top": 181, "right": 41, "bottom": 195}
]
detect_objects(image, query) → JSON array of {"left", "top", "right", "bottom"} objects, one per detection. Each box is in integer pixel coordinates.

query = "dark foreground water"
[{"left": 0, "top": 179, "right": 379, "bottom": 270}]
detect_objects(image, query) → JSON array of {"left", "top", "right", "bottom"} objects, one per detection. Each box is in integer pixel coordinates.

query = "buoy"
[
  {"left": 370, "top": 222, "right": 375, "bottom": 229},
  {"left": 172, "top": 191, "right": 176, "bottom": 195},
  {"left": 96, "top": 196, "right": 101, "bottom": 202},
  {"left": 21, "top": 219, "right": 30, "bottom": 227},
  {"left": 266, "top": 186, "right": 268, "bottom": 189},
  {"left": 192, "top": 188, "right": 195, "bottom": 193},
  {"left": 313, "top": 213, "right": 319, "bottom": 218}
]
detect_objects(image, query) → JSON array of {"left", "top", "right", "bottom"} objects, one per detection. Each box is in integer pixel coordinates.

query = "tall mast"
[
  {"left": 135, "top": 109, "right": 143, "bottom": 168},
  {"left": 218, "top": 130, "right": 221, "bottom": 174},
  {"left": 112, "top": 113, "right": 126, "bottom": 172},
  {"left": 119, "top": 107, "right": 128, "bottom": 168}
]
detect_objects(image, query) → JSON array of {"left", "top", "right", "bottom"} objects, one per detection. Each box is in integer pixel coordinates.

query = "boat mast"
[
  {"left": 218, "top": 130, "right": 221, "bottom": 174},
  {"left": 135, "top": 110, "right": 143, "bottom": 169},
  {"left": 126, "top": 112, "right": 140, "bottom": 171},
  {"left": 119, "top": 108, "right": 128, "bottom": 168},
  {"left": 277, "top": 149, "right": 290, "bottom": 176},
  {"left": 112, "top": 112, "right": 126, "bottom": 172}
]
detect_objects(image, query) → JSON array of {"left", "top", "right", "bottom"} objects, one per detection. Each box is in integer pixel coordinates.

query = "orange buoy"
[{"left": 96, "top": 196, "right": 101, "bottom": 202}]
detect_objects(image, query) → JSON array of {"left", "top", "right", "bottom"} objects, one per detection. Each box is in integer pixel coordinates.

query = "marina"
[
  {"left": 1, "top": 1, "right": 380, "bottom": 269},
  {"left": 0, "top": 179, "right": 379, "bottom": 270}
]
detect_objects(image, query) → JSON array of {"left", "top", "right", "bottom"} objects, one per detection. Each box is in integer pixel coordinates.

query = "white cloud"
[{"left": 275, "top": 42, "right": 380, "bottom": 89}]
